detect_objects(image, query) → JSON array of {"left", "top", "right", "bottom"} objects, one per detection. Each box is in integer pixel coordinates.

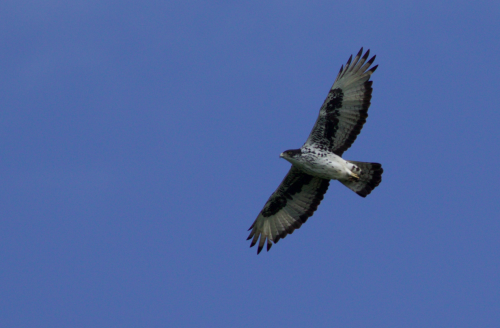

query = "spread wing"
[
  {"left": 303, "top": 48, "right": 378, "bottom": 156},
  {"left": 247, "top": 167, "right": 330, "bottom": 254}
]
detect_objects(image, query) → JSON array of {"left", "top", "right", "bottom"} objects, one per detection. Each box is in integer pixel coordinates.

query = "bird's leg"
[{"left": 348, "top": 172, "right": 360, "bottom": 181}]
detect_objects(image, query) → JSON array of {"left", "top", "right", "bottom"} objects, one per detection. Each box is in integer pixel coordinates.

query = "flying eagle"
[{"left": 247, "top": 48, "right": 383, "bottom": 254}]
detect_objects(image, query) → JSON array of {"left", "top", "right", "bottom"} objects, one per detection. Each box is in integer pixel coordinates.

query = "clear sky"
[{"left": 2, "top": 1, "right": 500, "bottom": 327}]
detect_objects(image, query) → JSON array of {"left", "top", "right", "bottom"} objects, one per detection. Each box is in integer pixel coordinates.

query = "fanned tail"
[{"left": 341, "top": 161, "right": 383, "bottom": 197}]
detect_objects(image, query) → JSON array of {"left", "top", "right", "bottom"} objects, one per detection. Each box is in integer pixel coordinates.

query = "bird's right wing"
[{"left": 247, "top": 167, "right": 330, "bottom": 254}]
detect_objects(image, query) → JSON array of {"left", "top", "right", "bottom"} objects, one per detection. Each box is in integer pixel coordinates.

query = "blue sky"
[{"left": 2, "top": 1, "right": 500, "bottom": 327}]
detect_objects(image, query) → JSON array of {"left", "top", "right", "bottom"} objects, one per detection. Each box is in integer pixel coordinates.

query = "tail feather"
[{"left": 341, "top": 161, "right": 383, "bottom": 197}]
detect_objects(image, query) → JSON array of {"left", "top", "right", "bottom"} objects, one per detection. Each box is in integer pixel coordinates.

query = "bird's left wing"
[
  {"left": 247, "top": 166, "right": 330, "bottom": 254},
  {"left": 303, "top": 48, "right": 378, "bottom": 156}
]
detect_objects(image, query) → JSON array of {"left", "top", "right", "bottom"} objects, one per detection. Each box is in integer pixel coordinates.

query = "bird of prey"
[{"left": 247, "top": 48, "right": 383, "bottom": 254}]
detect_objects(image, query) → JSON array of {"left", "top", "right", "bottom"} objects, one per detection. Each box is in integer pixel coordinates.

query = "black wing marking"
[
  {"left": 304, "top": 48, "right": 378, "bottom": 156},
  {"left": 247, "top": 167, "right": 330, "bottom": 254}
]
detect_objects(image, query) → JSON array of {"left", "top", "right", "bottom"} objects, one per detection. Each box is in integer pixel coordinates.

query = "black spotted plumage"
[
  {"left": 248, "top": 48, "right": 383, "bottom": 254},
  {"left": 304, "top": 48, "right": 377, "bottom": 156}
]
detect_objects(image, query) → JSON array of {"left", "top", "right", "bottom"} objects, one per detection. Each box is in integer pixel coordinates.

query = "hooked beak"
[{"left": 279, "top": 152, "right": 284, "bottom": 158}]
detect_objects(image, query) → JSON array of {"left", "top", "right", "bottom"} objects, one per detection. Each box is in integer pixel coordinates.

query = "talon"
[{"left": 349, "top": 172, "right": 360, "bottom": 181}]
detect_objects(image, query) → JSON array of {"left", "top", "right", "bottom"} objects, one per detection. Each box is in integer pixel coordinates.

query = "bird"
[{"left": 247, "top": 48, "right": 383, "bottom": 254}]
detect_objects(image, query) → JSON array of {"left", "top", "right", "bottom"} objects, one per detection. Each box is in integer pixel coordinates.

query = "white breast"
[{"left": 295, "top": 149, "right": 352, "bottom": 180}]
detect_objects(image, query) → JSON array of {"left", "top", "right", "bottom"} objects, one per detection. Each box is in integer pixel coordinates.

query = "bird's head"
[{"left": 280, "top": 149, "right": 302, "bottom": 162}]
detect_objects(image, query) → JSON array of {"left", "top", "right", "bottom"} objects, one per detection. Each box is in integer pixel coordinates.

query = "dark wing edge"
[
  {"left": 304, "top": 48, "right": 378, "bottom": 156},
  {"left": 247, "top": 167, "right": 330, "bottom": 254}
]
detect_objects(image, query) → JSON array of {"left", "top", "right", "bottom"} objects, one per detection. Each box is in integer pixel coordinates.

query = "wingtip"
[
  {"left": 356, "top": 47, "right": 363, "bottom": 57},
  {"left": 362, "top": 49, "right": 370, "bottom": 60},
  {"left": 367, "top": 54, "right": 376, "bottom": 66},
  {"left": 346, "top": 54, "right": 353, "bottom": 66},
  {"left": 369, "top": 64, "right": 378, "bottom": 73},
  {"left": 257, "top": 245, "right": 263, "bottom": 254}
]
